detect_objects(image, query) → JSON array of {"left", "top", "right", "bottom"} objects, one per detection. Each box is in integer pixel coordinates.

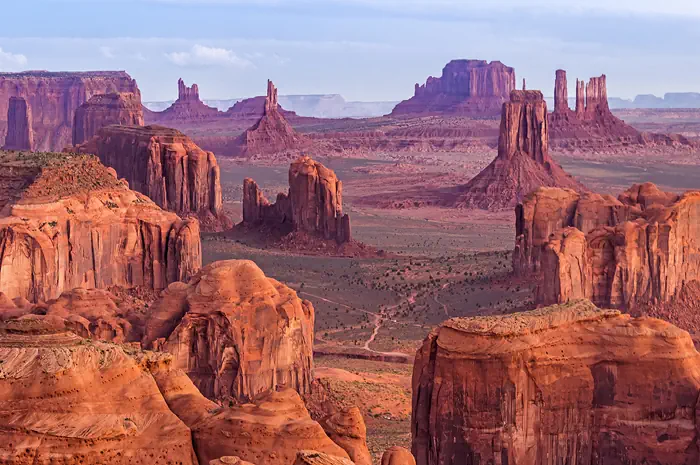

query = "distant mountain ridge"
[
  {"left": 545, "top": 93, "right": 700, "bottom": 110},
  {"left": 144, "top": 94, "right": 398, "bottom": 119}
]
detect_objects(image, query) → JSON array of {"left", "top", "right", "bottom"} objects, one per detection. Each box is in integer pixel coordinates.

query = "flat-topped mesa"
[
  {"left": 74, "top": 125, "right": 231, "bottom": 232},
  {"left": 391, "top": 59, "right": 516, "bottom": 117},
  {"left": 147, "top": 79, "right": 221, "bottom": 122},
  {"left": 535, "top": 183, "right": 700, "bottom": 310},
  {"left": 0, "top": 150, "right": 201, "bottom": 303},
  {"left": 72, "top": 92, "right": 144, "bottom": 145},
  {"left": 451, "top": 89, "right": 584, "bottom": 210},
  {"left": 232, "top": 80, "right": 310, "bottom": 157},
  {"left": 2, "top": 96, "right": 33, "bottom": 151},
  {"left": 412, "top": 300, "right": 700, "bottom": 465},
  {"left": 0, "top": 71, "right": 140, "bottom": 151},
  {"left": 242, "top": 156, "right": 351, "bottom": 244}
]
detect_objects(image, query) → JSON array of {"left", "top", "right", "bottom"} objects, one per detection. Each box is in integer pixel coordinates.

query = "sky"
[{"left": 1, "top": 0, "right": 700, "bottom": 102}]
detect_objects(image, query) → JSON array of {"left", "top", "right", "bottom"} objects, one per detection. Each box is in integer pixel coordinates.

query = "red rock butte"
[
  {"left": 243, "top": 156, "right": 351, "bottom": 244},
  {"left": 72, "top": 92, "right": 144, "bottom": 145},
  {"left": 0, "top": 71, "right": 140, "bottom": 151},
  {"left": 232, "top": 80, "right": 310, "bottom": 157},
  {"left": 451, "top": 89, "right": 584, "bottom": 210},
  {"left": 74, "top": 124, "right": 231, "bottom": 232},
  {"left": 391, "top": 60, "right": 516, "bottom": 117},
  {"left": 412, "top": 300, "right": 700, "bottom": 465},
  {"left": 146, "top": 78, "right": 222, "bottom": 122},
  {"left": 0, "top": 150, "right": 201, "bottom": 302}
]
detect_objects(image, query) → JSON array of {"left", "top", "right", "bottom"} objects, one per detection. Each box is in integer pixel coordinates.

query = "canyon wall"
[
  {"left": 74, "top": 125, "right": 230, "bottom": 231},
  {"left": 72, "top": 92, "right": 144, "bottom": 145},
  {"left": 0, "top": 71, "right": 140, "bottom": 151},
  {"left": 391, "top": 60, "right": 516, "bottom": 117},
  {"left": 412, "top": 301, "right": 700, "bottom": 465},
  {"left": 2, "top": 96, "right": 33, "bottom": 151},
  {"left": 0, "top": 152, "right": 201, "bottom": 302}
]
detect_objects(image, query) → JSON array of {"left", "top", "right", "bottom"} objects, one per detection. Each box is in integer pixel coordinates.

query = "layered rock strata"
[
  {"left": 74, "top": 124, "right": 230, "bottom": 231},
  {"left": 412, "top": 301, "right": 700, "bottom": 465},
  {"left": 392, "top": 60, "right": 516, "bottom": 117},
  {"left": 142, "top": 260, "right": 314, "bottom": 401},
  {"left": 0, "top": 71, "right": 140, "bottom": 151},
  {"left": 0, "top": 151, "right": 201, "bottom": 302},
  {"left": 243, "top": 156, "right": 351, "bottom": 244},
  {"left": 2, "top": 96, "right": 33, "bottom": 151},
  {"left": 72, "top": 92, "right": 144, "bottom": 145},
  {"left": 452, "top": 90, "right": 584, "bottom": 210}
]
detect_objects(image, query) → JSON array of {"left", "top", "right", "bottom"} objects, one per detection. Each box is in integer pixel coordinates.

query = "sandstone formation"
[
  {"left": 233, "top": 80, "right": 309, "bottom": 157},
  {"left": 412, "top": 300, "right": 700, "bottom": 465},
  {"left": 452, "top": 90, "right": 584, "bottom": 210},
  {"left": 210, "top": 458, "right": 256, "bottom": 465},
  {"left": 2, "top": 96, "right": 33, "bottom": 151},
  {"left": 151, "top": 361, "right": 350, "bottom": 465},
  {"left": 0, "top": 320, "right": 199, "bottom": 464},
  {"left": 148, "top": 79, "right": 222, "bottom": 122},
  {"left": 72, "top": 92, "right": 144, "bottom": 145},
  {"left": 243, "top": 156, "right": 351, "bottom": 244},
  {"left": 0, "top": 151, "right": 201, "bottom": 302},
  {"left": 0, "top": 71, "right": 140, "bottom": 151},
  {"left": 382, "top": 447, "right": 416, "bottom": 465},
  {"left": 391, "top": 60, "right": 516, "bottom": 117},
  {"left": 74, "top": 124, "right": 230, "bottom": 231},
  {"left": 318, "top": 407, "right": 372, "bottom": 465},
  {"left": 143, "top": 259, "right": 314, "bottom": 401},
  {"left": 294, "top": 452, "right": 355, "bottom": 465},
  {"left": 531, "top": 183, "right": 700, "bottom": 310}
]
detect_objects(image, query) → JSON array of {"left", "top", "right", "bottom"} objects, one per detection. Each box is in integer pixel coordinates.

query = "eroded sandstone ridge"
[
  {"left": 391, "top": 60, "right": 516, "bottom": 117},
  {"left": 2, "top": 96, "right": 33, "bottom": 151},
  {"left": 0, "top": 320, "right": 199, "bottom": 464},
  {"left": 243, "top": 156, "right": 351, "bottom": 244},
  {"left": 75, "top": 125, "right": 230, "bottom": 231},
  {"left": 233, "top": 80, "right": 309, "bottom": 157},
  {"left": 519, "top": 183, "right": 700, "bottom": 310},
  {"left": 412, "top": 301, "right": 700, "bottom": 465},
  {"left": 72, "top": 92, "right": 144, "bottom": 145},
  {"left": 0, "top": 71, "right": 140, "bottom": 151},
  {"left": 452, "top": 90, "right": 584, "bottom": 210},
  {"left": 0, "top": 150, "right": 201, "bottom": 302},
  {"left": 142, "top": 260, "right": 314, "bottom": 401}
]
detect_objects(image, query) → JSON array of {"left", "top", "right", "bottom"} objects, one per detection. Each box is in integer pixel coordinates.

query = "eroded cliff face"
[
  {"left": 2, "top": 96, "right": 33, "bottom": 151},
  {"left": 0, "top": 321, "right": 199, "bottom": 465},
  {"left": 392, "top": 60, "right": 516, "bottom": 117},
  {"left": 412, "top": 301, "right": 700, "bottom": 465},
  {"left": 142, "top": 260, "right": 315, "bottom": 401},
  {"left": 0, "top": 151, "right": 201, "bottom": 302},
  {"left": 72, "top": 92, "right": 144, "bottom": 145},
  {"left": 74, "top": 124, "right": 230, "bottom": 231},
  {"left": 0, "top": 71, "right": 140, "bottom": 151},
  {"left": 243, "top": 156, "right": 351, "bottom": 244},
  {"left": 453, "top": 90, "right": 584, "bottom": 210}
]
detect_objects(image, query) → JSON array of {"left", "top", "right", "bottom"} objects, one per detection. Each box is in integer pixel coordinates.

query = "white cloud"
[
  {"left": 99, "top": 46, "right": 116, "bottom": 59},
  {"left": 0, "top": 47, "right": 28, "bottom": 70},
  {"left": 165, "top": 44, "right": 253, "bottom": 68}
]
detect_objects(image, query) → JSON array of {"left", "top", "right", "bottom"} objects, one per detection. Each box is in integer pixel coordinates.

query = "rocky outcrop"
[
  {"left": 2, "top": 96, "right": 33, "bottom": 151},
  {"left": 72, "top": 92, "right": 144, "bottom": 145},
  {"left": 0, "top": 71, "right": 140, "bottom": 151},
  {"left": 147, "top": 79, "right": 222, "bottom": 122},
  {"left": 0, "top": 320, "right": 199, "bottom": 464},
  {"left": 382, "top": 447, "right": 416, "bottom": 465},
  {"left": 294, "top": 452, "right": 355, "bottom": 465},
  {"left": 536, "top": 184, "right": 700, "bottom": 310},
  {"left": 233, "top": 80, "right": 309, "bottom": 157},
  {"left": 243, "top": 156, "right": 351, "bottom": 244},
  {"left": 210, "top": 458, "right": 257, "bottom": 465},
  {"left": 0, "top": 151, "right": 201, "bottom": 302},
  {"left": 74, "top": 124, "right": 230, "bottom": 231},
  {"left": 452, "top": 90, "right": 584, "bottom": 210},
  {"left": 142, "top": 260, "right": 314, "bottom": 401},
  {"left": 391, "top": 60, "right": 516, "bottom": 117},
  {"left": 412, "top": 301, "right": 700, "bottom": 465},
  {"left": 318, "top": 407, "right": 372, "bottom": 465}
]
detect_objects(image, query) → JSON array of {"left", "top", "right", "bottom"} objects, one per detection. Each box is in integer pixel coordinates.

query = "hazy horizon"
[{"left": 3, "top": 0, "right": 700, "bottom": 102}]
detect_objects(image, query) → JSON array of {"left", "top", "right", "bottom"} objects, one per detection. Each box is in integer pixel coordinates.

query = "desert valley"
[{"left": 2, "top": 20, "right": 700, "bottom": 465}]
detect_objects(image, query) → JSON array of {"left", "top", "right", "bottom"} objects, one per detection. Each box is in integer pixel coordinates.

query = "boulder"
[
  {"left": 318, "top": 407, "right": 372, "bottom": 465},
  {"left": 72, "top": 92, "right": 144, "bottom": 145},
  {"left": 143, "top": 260, "right": 314, "bottom": 401},
  {"left": 294, "top": 452, "right": 356, "bottom": 465},
  {"left": 412, "top": 301, "right": 700, "bottom": 465},
  {"left": 381, "top": 447, "right": 416, "bottom": 465}
]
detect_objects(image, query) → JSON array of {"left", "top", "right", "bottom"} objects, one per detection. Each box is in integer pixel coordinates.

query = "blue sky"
[{"left": 2, "top": 0, "right": 700, "bottom": 101}]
